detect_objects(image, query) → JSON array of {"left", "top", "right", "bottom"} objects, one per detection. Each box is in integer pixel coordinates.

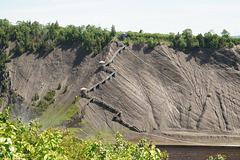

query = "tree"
[
  {"left": 148, "top": 37, "right": 154, "bottom": 48},
  {"left": 110, "top": 25, "right": 116, "bottom": 37},
  {"left": 182, "top": 28, "right": 193, "bottom": 37},
  {"left": 197, "top": 34, "right": 205, "bottom": 48},
  {"left": 168, "top": 32, "right": 175, "bottom": 41},
  {"left": 221, "top": 29, "right": 230, "bottom": 38},
  {"left": 137, "top": 37, "right": 146, "bottom": 45},
  {"left": 173, "top": 34, "right": 187, "bottom": 50},
  {"left": 228, "top": 42, "right": 234, "bottom": 48},
  {"left": 209, "top": 34, "right": 219, "bottom": 49},
  {"left": 204, "top": 31, "right": 213, "bottom": 48}
]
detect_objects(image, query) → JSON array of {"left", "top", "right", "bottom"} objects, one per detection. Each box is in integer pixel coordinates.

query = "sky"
[{"left": 1, "top": 0, "right": 240, "bottom": 35}]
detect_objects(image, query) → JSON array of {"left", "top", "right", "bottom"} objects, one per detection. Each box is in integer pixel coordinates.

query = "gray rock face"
[{"left": 8, "top": 41, "right": 240, "bottom": 137}]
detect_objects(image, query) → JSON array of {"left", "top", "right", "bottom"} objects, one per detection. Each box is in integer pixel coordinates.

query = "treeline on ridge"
[
  {"left": 0, "top": 18, "right": 116, "bottom": 56},
  {"left": 121, "top": 29, "right": 240, "bottom": 50}
]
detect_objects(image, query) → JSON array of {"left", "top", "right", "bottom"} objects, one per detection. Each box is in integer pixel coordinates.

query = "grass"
[
  {"left": 73, "top": 96, "right": 81, "bottom": 104},
  {"left": 40, "top": 100, "right": 79, "bottom": 129},
  {"left": 68, "top": 127, "right": 87, "bottom": 136}
]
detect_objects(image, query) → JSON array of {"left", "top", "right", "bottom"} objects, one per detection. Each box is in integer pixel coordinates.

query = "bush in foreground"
[
  {"left": 0, "top": 109, "right": 226, "bottom": 160},
  {"left": 0, "top": 109, "right": 169, "bottom": 159}
]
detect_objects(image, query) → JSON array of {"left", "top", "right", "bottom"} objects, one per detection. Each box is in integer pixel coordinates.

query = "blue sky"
[{"left": 1, "top": 0, "right": 240, "bottom": 35}]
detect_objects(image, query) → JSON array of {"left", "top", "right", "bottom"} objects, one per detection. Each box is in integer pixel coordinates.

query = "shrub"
[
  {"left": 72, "top": 96, "right": 81, "bottom": 104},
  {"left": 32, "top": 93, "right": 39, "bottom": 101},
  {"left": 34, "top": 90, "right": 56, "bottom": 117},
  {"left": 57, "top": 82, "right": 62, "bottom": 90},
  {"left": 207, "top": 93, "right": 211, "bottom": 97},
  {"left": 63, "top": 86, "right": 68, "bottom": 94},
  {"left": 0, "top": 109, "right": 67, "bottom": 159},
  {"left": 0, "top": 109, "right": 169, "bottom": 159},
  {"left": 0, "top": 109, "right": 226, "bottom": 160},
  {"left": 43, "top": 90, "right": 56, "bottom": 103},
  {"left": 208, "top": 154, "right": 226, "bottom": 160},
  {"left": 32, "top": 101, "right": 36, "bottom": 106},
  {"left": 34, "top": 99, "right": 49, "bottom": 116},
  {"left": 188, "top": 105, "right": 192, "bottom": 111},
  {"left": 10, "top": 92, "right": 17, "bottom": 104},
  {"left": 228, "top": 42, "right": 234, "bottom": 48},
  {"left": 65, "top": 132, "right": 169, "bottom": 159}
]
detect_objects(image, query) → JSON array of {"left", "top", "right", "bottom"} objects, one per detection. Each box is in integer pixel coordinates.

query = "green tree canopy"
[{"left": 221, "top": 29, "right": 230, "bottom": 38}]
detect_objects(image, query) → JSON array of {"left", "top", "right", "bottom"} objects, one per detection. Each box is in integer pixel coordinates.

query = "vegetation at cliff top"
[
  {"left": 121, "top": 29, "right": 240, "bottom": 50},
  {"left": 0, "top": 18, "right": 239, "bottom": 58},
  {"left": 0, "top": 18, "right": 116, "bottom": 56}
]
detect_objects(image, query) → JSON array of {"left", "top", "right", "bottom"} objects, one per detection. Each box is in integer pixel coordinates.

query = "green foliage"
[
  {"left": 207, "top": 93, "right": 211, "bottom": 97},
  {"left": 221, "top": 29, "right": 230, "bottom": 38},
  {"left": 31, "top": 101, "right": 36, "bottom": 106},
  {"left": 137, "top": 37, "right": 146, "bottom": 45},
  {"left": 34, "top": 90, "right": 56, "bottom": 117},
  {"left": 148, "top": 37, "right": 158, "bottom": 48},
  {"left": 0, "top": 109, "right": 226, "bottom": 160},
  {"left": 173, "top": 34, "right": 187, "bottom": 50},
  {"left": 0, "top": 109, "right": 67, "bottom": 159},
  {"left": 0, "top": 18, "right": 239, "bottom": 55},
  {"left": 125, "top": 37, "right": 130, "bottom": 46},
  {"left": 0, "top": 19, "right": 114, "bottom": 56},
  {"left": 73, "top": 96, "right": 81, "bottom": 104},
  {"left": 111, "top": 25, "right": 116, "bottom": 37},
  {"left": 0, "top": 109, "right": 169, "bottom": 159},
  {"left": 32, "top": 93, "right": 39, "bottom": 101},
  {"left": 119, "top": 28, "right": 240, "bottom": 51},
  {"left": 208, "top": 154, "right": 226, "bottom": 160},
  {"left": 62, "top": 131, "right": 169, "bottom": 159},
  {"left": 228, "top": 42, "right": 234, "bottom": 48},
  {"left": 43, "top": 90, "right": 56, "bottom": 102},
  {"left": 197, "top": 34, "right": 205, "bottom": 47},
  {"left": 41, "top": 100, "right": 79, "bottom": 128},
  {"left": 188, "top": 104, "right": 192, "bottom": 111},
  {"left": 57, "top": 82, "right": 62, "bottom": 90},
  {"left": 34, "top": 99, "right": 50, "bottom": 117},
  {"left": 10, "top": 92, "right": 17, "bottom": 104},
  {"left": 63, "top": 85, "right": 68, "bottom": 94},
  {"left": 182, "top": 28, "right": 193, "bottom": 37}
]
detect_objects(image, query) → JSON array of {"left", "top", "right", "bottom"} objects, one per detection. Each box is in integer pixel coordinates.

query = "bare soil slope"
[{"left": 7, "top": 41, "right": 240, "bottom": 142}]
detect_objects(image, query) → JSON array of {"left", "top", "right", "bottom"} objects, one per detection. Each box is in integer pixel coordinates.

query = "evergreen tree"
[
  {"left": 197, "top": 34, "right": 205, "bottom": 48},
  {"left": 110, "top": 25, "right": 116, "bottom": 37}
]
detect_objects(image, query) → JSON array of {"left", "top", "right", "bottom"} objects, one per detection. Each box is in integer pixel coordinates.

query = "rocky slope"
[{"left": 5, "top": 41, "right": 240, "bottom": 141}]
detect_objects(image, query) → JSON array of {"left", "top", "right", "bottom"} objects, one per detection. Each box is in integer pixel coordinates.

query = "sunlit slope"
[
  {"left": 80, "top": 43, "right": 240, "bottom": 135},
  {"left": 8, "top": 41, "right": 240, "bottom": 137}
]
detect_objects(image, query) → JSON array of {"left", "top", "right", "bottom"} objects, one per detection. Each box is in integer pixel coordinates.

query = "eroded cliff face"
[{"left": 7, "top": 41, "right": 240, "bottom": 138}]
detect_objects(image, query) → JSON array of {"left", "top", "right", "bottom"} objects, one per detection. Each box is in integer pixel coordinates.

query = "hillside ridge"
[{"left": 2, "top": 38, "right": 240, "bottom": 143}]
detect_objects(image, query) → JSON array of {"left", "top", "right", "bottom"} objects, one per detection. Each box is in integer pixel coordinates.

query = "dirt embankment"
[{"left": 7, "top": 41, "right": 240, "bottom": 143}]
